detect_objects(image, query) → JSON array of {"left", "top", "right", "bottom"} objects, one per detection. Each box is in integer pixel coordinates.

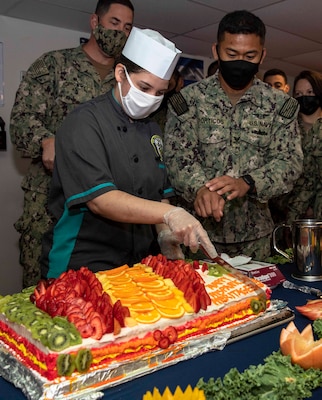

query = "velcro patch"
[
  {"left": 168, "top": 92, "right": 189, "bottom": 116},
  {"left": 279, "top": 97, "right": 298, "bottom": 119},
  {"left": 29, "top": 59, "right": 49, "bottom": 78}
]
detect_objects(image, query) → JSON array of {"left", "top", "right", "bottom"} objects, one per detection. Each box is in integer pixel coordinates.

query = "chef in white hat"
[{"left": 40, "top": 27, "right": 218, "bottom": 279}]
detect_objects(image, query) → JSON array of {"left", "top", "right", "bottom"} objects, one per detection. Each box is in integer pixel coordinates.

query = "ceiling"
[{"left": 1, "top": 0, "right": 322, "bottom": 79}]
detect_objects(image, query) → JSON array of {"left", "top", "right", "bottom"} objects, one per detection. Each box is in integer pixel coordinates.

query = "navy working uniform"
[
  {"left": 164, "top": 73, "right": 303, "bottom": 259},
  {"left": 41, "top": 90, "right": 174, "bottom": 278},
  {"left": 10, "top": 46, "right": 115, "bottom": 287}
]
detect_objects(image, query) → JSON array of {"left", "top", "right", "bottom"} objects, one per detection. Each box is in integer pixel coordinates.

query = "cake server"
[
  {"left": 199, "top": 244, "right": 267, "bottom": 299},
  {"left": 282, "top": 280, "right": 322, "bottom": 298}
]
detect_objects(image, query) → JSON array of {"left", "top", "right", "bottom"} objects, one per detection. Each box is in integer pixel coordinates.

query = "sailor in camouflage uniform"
[
  {"left": 164, "top": 10, "right": 303, "bottom": 260},
  {"left": 10, "top": 0, "right": 134, "bottom": 287},
  {"left": 287, "top": 118, "right": 322, "bottom": 221}
]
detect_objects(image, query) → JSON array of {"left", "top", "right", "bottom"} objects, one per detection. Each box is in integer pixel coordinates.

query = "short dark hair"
[
  {"left": 95, "top": 0, "right": 134, "bottom": 17},
  {"left": 263, "top": 69, "right": 288, "bottom": 84},
  {"left": 293, "top": 70, "right": 322, "bottom": 103},
  {"left": 217, "top": 10, "right": 266, "bottom": 45}
]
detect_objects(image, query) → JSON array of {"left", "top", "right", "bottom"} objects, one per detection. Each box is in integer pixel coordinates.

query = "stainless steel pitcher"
[{"left": 273, "top": 219, "right": 322, "bottom": 281}]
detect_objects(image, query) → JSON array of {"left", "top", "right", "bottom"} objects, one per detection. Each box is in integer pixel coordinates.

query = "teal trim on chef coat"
[{"left": 48, "top": 182, "right": 115, "bottom": 278}]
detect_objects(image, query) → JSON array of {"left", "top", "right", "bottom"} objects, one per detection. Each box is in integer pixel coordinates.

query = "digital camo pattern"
[
  {"left": 10, "top": 45, "right": 115, "bottom": 287},
  {"left": 164, "top": 74, "right": 303, "bottom": 249},
  {"left": 287, "top": 117, "right": 322, "bottom": 221}
]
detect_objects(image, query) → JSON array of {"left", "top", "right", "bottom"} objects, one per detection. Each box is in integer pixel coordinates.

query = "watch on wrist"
[{"left": 241, "top": 175, "right": 256, "bottom": 194}]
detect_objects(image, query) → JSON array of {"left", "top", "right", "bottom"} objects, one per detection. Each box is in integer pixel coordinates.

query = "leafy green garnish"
[
  {"left": 197, "top": 351, "right": 322, "bottom": 399},
  {"left": 265, "top": 249, "right": 293, "bottom": 265},
  {"left": 313, "top": 319, "right": 322, "bottom": 339}
]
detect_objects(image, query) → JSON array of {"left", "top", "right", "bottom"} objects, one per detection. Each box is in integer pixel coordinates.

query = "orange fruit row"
[{"left": 96, "top": 264, "right": 188, "bottom": 323}]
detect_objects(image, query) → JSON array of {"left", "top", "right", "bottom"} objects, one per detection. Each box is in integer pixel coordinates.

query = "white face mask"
[{"left": 118, "top": 67, "right": 164, "bottom": 119}]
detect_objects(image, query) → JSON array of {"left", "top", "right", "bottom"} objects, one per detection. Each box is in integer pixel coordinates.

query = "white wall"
[{"left": 0, "top": 16, "right": 89, "bottom": 295}]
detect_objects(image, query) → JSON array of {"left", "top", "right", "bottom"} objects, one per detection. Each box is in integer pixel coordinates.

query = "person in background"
[
  {"left": 263, "top": 68, "right": 290, "bottom": 93},
  {"left": 287, "top": 70, "right": 322, "bottom": 221},
  {"left": 164, "top": 10, "right": 303, "bottom": 260},
  {"left": 40, "top": 27, "right": 218, "bottom": 279},
  {"left": 263, "top": 68, "right": 291, "bottom": 224},
  {"left": 10, "top": 0, "right": 134, "bottom": 288},
  {"left": 206, "top": 60, "right": 219, "bottom": 77},
  {"left": 150, "top": 68, "right": 184, "bottom": 131}
]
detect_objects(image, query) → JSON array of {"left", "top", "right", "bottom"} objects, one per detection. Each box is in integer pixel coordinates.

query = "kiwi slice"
[
  {"left": 250, "top": 298, "right": 262, "bottom": 314},
  {"left": 68, "top": 329, "right": 82, "bottom": 346},
  {"left": 52, "top": 316, "right": 82, "bottom": 346},
  {"left": 56, "top": 353, "right": 76, "bottom": 377},
  {"left": 75, "top": 349, "right": 93, "bottom": 373},
  {"left": 48, "top": 330, "right": 71, "bottom": 352},
  {"left": 258, "top": 297, "right": 267, "bottom": 312},
  {"left": 4, "top": 304, "right": 20, "bottom": 321},
  {"left": 31, "top": 321, "right": 52, "bottom": 341},
  {"left": 26, "top": 316, "right": 43, "bottom": 329},
  {"left": 52, "top": 316, "right": 70, "bottom": 328}
]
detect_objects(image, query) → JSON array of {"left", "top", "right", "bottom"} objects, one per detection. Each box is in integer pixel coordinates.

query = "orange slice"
[
  {"left": 107, "top": 276, "right": 132, "bottom": 284},
  {"left": 181, "top": 301, "right": 194, "bottom": 314},
  {"left": 147, "top": 289, "right": 175, "bottom": 300},
  {"left": 137, "top": 280, "right": 165, "bottom": 289},
  {"left": 133, "top": 275, "right": 159, "bottom": 282},
  {"left": 151, "top": 297, "right": 182, "bottom": 309},
  {"left": 130, "top": 301, "right": 156, "bottom": 312},
  {"left": 156, "top": 305, "right": 185, "bottom": 319},
  {"left": 97, "top": 264, "right": 129, "bottom": 277},
  {"left": 112, "top": 288, "right": 144, "bottom": 298},
  {"left": 119, "top": 296, "right": 148, "bottom": 306},
  {"left": 134, "top": 309, "right": 161, "bottom": 324}
]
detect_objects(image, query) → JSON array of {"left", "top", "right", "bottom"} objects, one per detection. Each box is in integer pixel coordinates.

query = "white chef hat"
[{"left": 122, "top": 27, "right": 182, "bottom": 80}]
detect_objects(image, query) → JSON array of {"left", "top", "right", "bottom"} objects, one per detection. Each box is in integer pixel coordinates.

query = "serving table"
[{"left": 1, "top": 262, "right": 322, "bottom": 400}]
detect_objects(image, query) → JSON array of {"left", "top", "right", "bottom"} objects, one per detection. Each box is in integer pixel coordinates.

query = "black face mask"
[
  {"left": 296, "top": 96, "right": 320, "bottom": 115},
  {"left": 218, "top": 59, "right": 260, "bottom": 90}
]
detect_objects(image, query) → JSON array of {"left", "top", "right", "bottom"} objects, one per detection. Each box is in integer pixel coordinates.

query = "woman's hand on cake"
[
  {"left": 163, "top": 207, "right": 218, "bottom": 257},
  {"left": 157, "top": 229, "right": 185, "bottom": 260}
]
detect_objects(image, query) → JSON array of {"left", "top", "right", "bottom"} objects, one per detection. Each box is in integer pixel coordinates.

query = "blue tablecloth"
[{"left": 1, "top": 263, "right": 322, "bottom": 400}]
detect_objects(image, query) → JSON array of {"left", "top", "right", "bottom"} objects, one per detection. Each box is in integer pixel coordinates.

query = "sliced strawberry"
[
  {"left": 153, "top": 329, "right": 163, "bottom": 341},
  {"left": 186, "top": 292, "right": 201, "bottom": 313},
  {"left": 76, "top": 322, "right": 93, "bottom": 338},
  {"left": 90, "top": 315, "right": 103, "bottom": 340},
  {"left": 105, "top": 315, "right": 114, "bottom": 334},
  {"left": 113, "top": 300, "right": 126, "bottom": 327},
  {"left": 163, "top": 326, "right": 178, "bottom": 344},
  {"left": 192, "top": 260, "right": 200, "bottom": 270},
  {"left": 158, "top": 336, "right": 170, "bottom": 349},
  {"left": 201, "top": 262, "right": 208, "bottom": 272}
]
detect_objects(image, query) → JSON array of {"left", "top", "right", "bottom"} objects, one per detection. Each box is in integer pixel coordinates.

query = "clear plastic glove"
[
  {"left": 163, "top": 207, "right": 218, "bottom": 258},
  {"left": 157, "top": 229, "right": 185, "bottom": 260}
]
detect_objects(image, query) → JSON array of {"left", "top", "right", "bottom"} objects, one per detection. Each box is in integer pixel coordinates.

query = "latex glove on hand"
[
  {"left": 163, "top": 207, "right": 218, "bottom": 258},
  {"left": 157, "top": 229, "right": 185, "bottom": 260}
]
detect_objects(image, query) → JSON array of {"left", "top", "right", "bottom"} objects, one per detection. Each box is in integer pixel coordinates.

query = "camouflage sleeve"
[
  {"left": 10, "top": 52, "right": 57, "bottom": 158},
  {"left": 164, "top": 88, "right": 210, "bottom": 203},
  {"left": 287, "top": 119, "right": 322, "bottom": 221},
  {"left": 249, "top": 97, "right": 303, "bottom": 202}
]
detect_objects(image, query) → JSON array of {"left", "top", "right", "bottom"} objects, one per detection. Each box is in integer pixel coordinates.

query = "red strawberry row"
[
  {"left": 32, "top": 267, "right": 130, "bottom": 340},
  {"left": 141, "top": 255, "right": 211, "bottom": 313}
]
